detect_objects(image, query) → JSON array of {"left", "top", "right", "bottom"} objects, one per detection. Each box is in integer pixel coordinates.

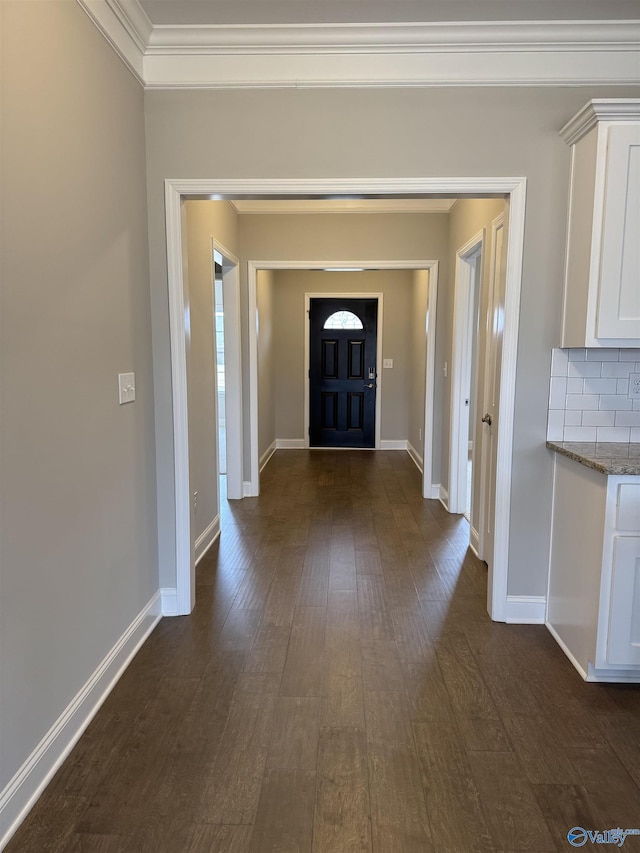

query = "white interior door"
[{"left": 478, "top": 211, "right": 507, "bottom": 565}]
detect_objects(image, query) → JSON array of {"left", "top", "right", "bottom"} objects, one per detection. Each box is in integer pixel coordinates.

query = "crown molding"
[
  {"left": 76, "top": 1, "right": 640, "bottom": 89},
  {"left": 145, "top": 20, "right": 639, "bottom": 54},
  {"left": 560, "top": 97, "right": 640, "bottom": 144}
]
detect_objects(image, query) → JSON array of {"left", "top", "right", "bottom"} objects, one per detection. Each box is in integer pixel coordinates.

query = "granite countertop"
[{"left": 546, "top": 441, "right": 640, "bottom": 475}]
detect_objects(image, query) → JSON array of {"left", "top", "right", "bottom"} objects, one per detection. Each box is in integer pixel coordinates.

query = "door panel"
[{"left": 309, "top": 298, "right": 378, "bottom": 447}]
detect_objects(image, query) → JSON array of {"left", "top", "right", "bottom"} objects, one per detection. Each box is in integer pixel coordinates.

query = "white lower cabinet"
[
  {"left": 603, "top": 535, "right": 640, "bottom": 667},
  {"left": 547, "top": 455, "right": 640, "bottom": 682}
]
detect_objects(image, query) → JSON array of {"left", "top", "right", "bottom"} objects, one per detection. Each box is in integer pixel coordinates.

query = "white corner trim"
[
  {"left": 76, "top": 0, "right": 146, "bottom": 83},
  {"left": 195, "top": 515, "right": 220, "bottom": 565},
  {"left": 426, "top": 484, "right": 441, "bottom": 500},
  {"left": 260, "top": 442, "right": 277, "bottom": 471},
  {"left": 407, "top": 442, "right": 424, "bottom": 473},
  {"left": 546, "top": 621, "right": 588, "bottom": 680},
  {"left": 559, "top": 97, "right": 640, "bottom": 145},
  {"left": 0, "top": 591, "right": 161, "bottom": 850},
  {"left": 470, "top": 525, "right": 480, "bottom": 557},
  {"left": 243, "top": 480, "right": 258, "bottom": 497},
  {"left": 275, "top": 439, "right": 306, "bottom": 450},
  {"left": 504, "top": 595, "right": 547, "bottom": 624},
  {"left": 380, "top": 440, "right": 409, "bottom": 450},
  {"left": 160, "top": 587, "right": 178, "bottom": 616}
]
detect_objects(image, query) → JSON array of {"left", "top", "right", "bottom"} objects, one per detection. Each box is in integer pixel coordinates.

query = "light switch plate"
[
  {"left": 383, "top": 358, "right": 393, "bottom": 369},
  {"left": 118, "top": 372, "right": 136, "bottom": 405}
]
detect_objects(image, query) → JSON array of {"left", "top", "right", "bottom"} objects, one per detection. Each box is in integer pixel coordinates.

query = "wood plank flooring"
[{"left": 7, "top": 451, "right": 640, "bottom": 853}]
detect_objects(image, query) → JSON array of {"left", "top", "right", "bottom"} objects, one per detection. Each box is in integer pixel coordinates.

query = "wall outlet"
[
  {"left": 629, "top": 374, "right": 640, "bottom": 400},
  {"left": 383, "top": 358, "right": 393, "bottom": 369},
  {"left": 418, "top": 427, "right": 422, "bottom": 441}
]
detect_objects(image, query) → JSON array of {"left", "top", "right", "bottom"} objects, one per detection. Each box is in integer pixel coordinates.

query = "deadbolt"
[{"left": 481, "top": 413, "right": 492, "bottom": 426}]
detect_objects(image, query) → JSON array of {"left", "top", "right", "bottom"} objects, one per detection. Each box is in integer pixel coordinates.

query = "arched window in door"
[{"left": 323, "top": 310, "right": 363, "bottom": 330}]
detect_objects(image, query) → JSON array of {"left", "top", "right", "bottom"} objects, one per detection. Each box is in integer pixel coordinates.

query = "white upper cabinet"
[{"left": 560, "top": 99, "right": 640, "bottom": 348}]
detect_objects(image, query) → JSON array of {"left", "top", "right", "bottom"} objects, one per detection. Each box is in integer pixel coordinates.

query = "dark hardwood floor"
[{"left": 8, "top": 451, "right": 640, "bottom": 852}]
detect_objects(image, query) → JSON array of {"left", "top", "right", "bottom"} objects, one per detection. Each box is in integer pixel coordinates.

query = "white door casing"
[
  {"left": 449, "top": 230, "right": 484, "bottom": 517},
  {"left": 164, "top": 178, "right": 526, "bottom": 621}
]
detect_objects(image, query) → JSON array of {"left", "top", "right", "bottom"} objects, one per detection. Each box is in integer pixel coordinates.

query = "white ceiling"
[{"left": 138, "top": 0, "right": 640, "bottom": 26}]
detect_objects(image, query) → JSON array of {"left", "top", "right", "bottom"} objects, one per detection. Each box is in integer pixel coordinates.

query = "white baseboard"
[
  {"left": 259, "top": 441, "right": 277, "bottom": 472},
  {"left": 546, "top": 621, "right": 588, "bottom": 680},
  {"left": 161, "top": 587, "right": 178, "bottom": 616},
  {"left": 195, "top": 515, "right": 220, "bottom": 565},
  {"left": 275, "top": 439, "right": 306, "bottom": 450},
  {"left": 243, "top": 480, "right": 258, "bottom": 497},
  {"left": 425, "top": 484, "right": 440, "bottom": 499},
  {"left": 407, "top": 442, "right": 424, "bottom": 473},
  {"left": 380, "top": 439, "right": 408, "bottom": 450},
  {"left": 504, "top": 595, "right": 547, "bottom": 624},
  {"left": 438, "top": 484, "right": 449, "bottom": 511},
  {"left": 0, "top": 591, "right": 161, "bottom": 851}
]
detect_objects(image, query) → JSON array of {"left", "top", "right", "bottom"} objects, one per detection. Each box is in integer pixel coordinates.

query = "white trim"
[
  {"left": 421, "top": 262, "right": 438, "bottom": 500},
  {"left": 559, "top": 97, "right": 640, "bottom": 145},
  {"left": 164, "top": 177, "right": 526, "bottom": 625},
  {"left": 76, "top": 5, "right": 640, "bottom": 88},
  {"left": 426, "top": 484, "right": 441, "bottom": 500},
  {"left": 439, "top": 484, "right": 449, "bottom": 511},
  {"left": 380, "top": 440, "right": 408, "bottom": 450},
  {"left": 260, "top": 441, "right": 277, "bottom": 471},
  {"left": 586, "top": 663, "right": 640, "bottom": 683},
  {"left": 546, "top": 621, "right": 588, "bottom": 680},
  {"left": 275, "top": 439, "right": 306, "bottom": 450},
  {"left": 470, "top": 525, "right": 481, "bottom": 557},
  {"left": 76, "top": 0, "right": 147, "bottom": 83},
  {"left": 212, "top": 242, "right": 243, "bottom": 501},
  {"left": 0, "top": 591, "right": 161, "bottom": 850},
  {"left": 231, "top": 199, "right": 456, "bottom": 215},
  {"left": 303, "top": 290, "right": 383, "bottom": 451},
  {"left": 243, "top": 480, "right": 257, "bottom": 497},
  {"left": 407, "top": 442, "right": 424, "bottom": 473},
  {"left": 449, "top": 230, "right": 484, "bottom": 516},
  {"left": 195, "top": 515, "right": 220, "bottom": 565},
  {"left": 145, "top": 20, "right": 639, "bottom": 54},
  {"left": 143, "top": 46, "right": 640, "bottom": 90},
  {"left": 160, "top": 587, "right": 178, "bottom": 616},
  {"left": 504, "top": 595, "right": 546, "bottom": 624}
]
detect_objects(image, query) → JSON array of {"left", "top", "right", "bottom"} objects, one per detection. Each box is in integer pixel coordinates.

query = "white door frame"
[
  {"left": 248, "top": 263, "right": 438, "bottom": 496},
  {"left": 449, "top": 230, "right": 484, "bottom": 515},
  {"left": 211, "top": 241, "right": 243, "bottom": 501},
  {"left": 164, "top": 177, "right": 526, "bottom": 621}
]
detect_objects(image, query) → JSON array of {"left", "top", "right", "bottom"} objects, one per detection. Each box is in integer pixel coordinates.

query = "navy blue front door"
[{"left": 309, "top": 298, "right": 378, "bottom": 448}]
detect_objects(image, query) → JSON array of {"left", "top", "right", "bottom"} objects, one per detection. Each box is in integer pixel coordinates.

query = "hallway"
[{"left": 8, "top": 451, "right": 640, "bottom": 852}]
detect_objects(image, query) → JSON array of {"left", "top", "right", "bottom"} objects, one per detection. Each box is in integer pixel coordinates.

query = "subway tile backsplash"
[{"left": 548, "top": 348, "right": 640, "bottom": 443}]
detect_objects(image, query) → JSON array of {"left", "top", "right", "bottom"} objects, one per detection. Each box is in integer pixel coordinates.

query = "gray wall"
[
  {"left": 144, "top": 84, "right": 631, "bottom": 598},
  {"left": 1, "top": 1, "right": 157, "bottom": 790},
  {"left": 185, "top": 201, "right": 239, "bottom": 544},
  {"left": 270, "top": 269, "right": 415, "bottom": 443}
]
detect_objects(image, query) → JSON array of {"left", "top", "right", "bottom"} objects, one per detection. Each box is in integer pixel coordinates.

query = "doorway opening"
[{"left": 165, "top": 179, "right": 526, "bottom": 621}]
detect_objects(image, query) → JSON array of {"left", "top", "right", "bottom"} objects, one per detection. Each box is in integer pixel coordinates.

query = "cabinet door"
[
  {"left": 596, "top": 124, "right": 640, "bottom": 340},
  {"left": 607, "top": 535, "right": 640, "bottom": 666}
]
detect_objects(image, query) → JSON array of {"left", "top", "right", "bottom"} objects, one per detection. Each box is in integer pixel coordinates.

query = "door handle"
[
  {"left": 364, "top": 383, "right": 375, "bottom": 389},
  {"left": 481, "top": 413, "right": 492, "bottom": 426}
]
